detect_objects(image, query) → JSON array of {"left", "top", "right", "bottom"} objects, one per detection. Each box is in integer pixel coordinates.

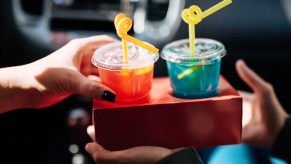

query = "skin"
[
  {"left": 0, "top": 35, "right": 116, "bottom": 114},
  {"left": 85, "top": 59, "right": 289, "bottom": 163},
  {"left": 236, "top": 59, "right": 289, "bottom": 147},
  {"left": 85, "top": 125, "right": 182, "bottom": 164}
]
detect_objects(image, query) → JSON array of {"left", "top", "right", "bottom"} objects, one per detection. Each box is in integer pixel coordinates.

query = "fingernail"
[
  {"left": 101, "top": 90, "right": 116, "bottom": 102},
  {"left": 85, "top": 144, "right": 90, "bottom": 152}
]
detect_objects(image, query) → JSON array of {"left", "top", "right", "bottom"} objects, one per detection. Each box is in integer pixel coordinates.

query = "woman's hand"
[
  {"left": 0, "top": 35, "right": 116, "bottom": 113},
  {"left": 85, "top": 125, "right": 179, "bottom": 164}
]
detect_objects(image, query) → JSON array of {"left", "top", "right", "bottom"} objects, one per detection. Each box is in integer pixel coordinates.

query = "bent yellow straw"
[
  {"left": 115, "top": 13, "right": 129, "bottom": 63},
  {"left": 177, "top": 66, "right": 201, "bottom": 80},
  {"left": 201, "top": 0, "right": 232, "bottom": 19},
  {"left": 181, "top": 0, "right": 232, "bottom": 57},
  {"left": 114, "top": 13, "right": 159, "bottom": 62},
  {"left": 182, "top": 6, "right": 202, "bottom": 56},
  {"left": 179, "top": 0, "right": 232, "bottom": 79}
]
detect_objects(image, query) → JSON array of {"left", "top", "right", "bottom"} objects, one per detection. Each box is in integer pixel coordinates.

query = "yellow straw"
[
  {"left": 122, "top": 35, "right": 159, "bottom": 54},
  {"left": 182, "top": 6, "right": 202, "bottom": 57},
  {"left": 189, "top": 24, "right": 195, "bottom": 56},
  {"left": 177, "top": 66, "right": 201, "bottom": 80},
  {"left": 181, "top": 0, "right": 232, "bottom": 57},
  {"left": 179, "top": 0, "right": 232, "bottom": 79},
  {"left": 122, "top": 39, "right": 129, "bottom": 63},
  {"left": 115, "top": 13, "right": 130, "bottom": 63},
  {"left": 114, "top": 13, "right": 159, "bottom": 57},
  {"left": 201, "top": 0, "right": 232, "bottom": 19}
]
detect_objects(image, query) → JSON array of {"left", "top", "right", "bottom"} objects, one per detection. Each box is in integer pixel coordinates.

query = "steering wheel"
[{"left": 12, "top": 0, "right": 186, "bottom": 51}]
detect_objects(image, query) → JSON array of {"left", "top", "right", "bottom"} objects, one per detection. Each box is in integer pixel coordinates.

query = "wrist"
[{"left": 0, "top": 65, "right": 34, "bottom": 113}]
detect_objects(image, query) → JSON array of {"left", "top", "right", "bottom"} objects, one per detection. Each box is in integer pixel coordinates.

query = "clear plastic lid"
[
  {"left": 92, "top": 42, "right": 159, "bottom": 70},
  {"left": 161, "top": 38, "right": 226, "bottom": 65}
]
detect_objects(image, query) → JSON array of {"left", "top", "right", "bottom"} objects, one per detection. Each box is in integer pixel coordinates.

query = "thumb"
[
  {"left": 71, "top": 73, "right": 116, "bottom": 102},
  {"left": 85, "top": 142, "right": 107, "bottom": 160},
  {"left": 235, "top": 59, "right": 270, "bottom": 93},
  {"left": 87, "top": 125, "right": 95, "bottom": 141}
]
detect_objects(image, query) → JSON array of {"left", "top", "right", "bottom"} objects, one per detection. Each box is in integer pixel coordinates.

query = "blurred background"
[{"left": 1, "top": 0, "right": 291, "bottom": 163}]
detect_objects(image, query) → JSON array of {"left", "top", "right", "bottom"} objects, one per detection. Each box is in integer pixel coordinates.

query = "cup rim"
[
  {"left": 92, "top": 41, "right": 159, "bottom": 70},
  {"left": 161, "top": 38, "right": 226, "bottom": 64}
]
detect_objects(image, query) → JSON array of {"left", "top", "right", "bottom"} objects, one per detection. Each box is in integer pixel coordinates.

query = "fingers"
[
  {"left": 87, "top": 125, "right": 95, "bottom": 141},
  {"left": 237, "top": 90, "right": 254, "bottom": 102},
  {"left": 71, "top": 73, "right": 116, "bottom": 102},
  {"left": 85, "top": 142, "right": 122, "bottom": 163},
  {"left": 89, "top": 67, "right": 99, "bottom": 76},
  {"left": 241, "top": 124, "right": 256, "bottom": 145},
  {"left": 85, "top": 144, "right": 173, "bottom": 163},
  {"left": 84, "top": 35, "right": 118, "bottom": 43},
  {"left": 77, "top": 35, "right": 118, "bottom": 49},
  {"left": 235, "top": 59, "right": 272, "bottom": 94},
  {"left": 172, "top": 147, "right": 186, "bottom": 153},
  {"left": 64, "top": 35, "right": 117, "bottom": 59},
  {"left": 85, "top": 142, "right": 109, "bottom": 162}
]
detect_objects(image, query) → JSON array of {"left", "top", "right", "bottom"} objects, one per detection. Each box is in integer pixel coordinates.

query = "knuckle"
[
  {"left": 265, "top": 82, "right": 274, "bottom": 90},
  {"left": 88, "top": 84, "right": 102, "bottom": 98},
  {"left": 261, "top": 82, "right": 274, "bottom": 95},
  {"left": 69, "top": 38, "right": 81, "bottom": 45},
  {"left": 67, "top": 39, "right": 81, "bottom": 49}
]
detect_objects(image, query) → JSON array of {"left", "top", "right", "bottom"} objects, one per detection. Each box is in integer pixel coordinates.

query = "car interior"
[{"left": 1, "top": 0, "right": 291, "bottom": 163}]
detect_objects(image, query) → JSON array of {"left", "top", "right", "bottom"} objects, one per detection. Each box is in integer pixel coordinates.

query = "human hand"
[
  {"left": 85, "top": 125, "right": 180, "bottom": 164},
  {"left": 236, "top": 59, "right": 289, "bottom": 147},
  {"left": 0, "top": 35, "right": 116, "bottom": 112}
]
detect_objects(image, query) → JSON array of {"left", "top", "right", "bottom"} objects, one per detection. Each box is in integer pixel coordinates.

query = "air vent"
[{"left": 20, "top": 0, "right": 43, "bottom": 16}]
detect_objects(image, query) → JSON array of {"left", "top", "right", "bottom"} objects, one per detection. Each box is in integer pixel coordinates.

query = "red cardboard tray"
[{"left": 93, "top": 76, "right": 242, "bottom": 151}]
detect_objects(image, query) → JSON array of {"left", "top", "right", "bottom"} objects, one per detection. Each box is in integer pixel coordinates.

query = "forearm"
[{"left": 0, "top": 65, "right": 32, "bottom": 113}]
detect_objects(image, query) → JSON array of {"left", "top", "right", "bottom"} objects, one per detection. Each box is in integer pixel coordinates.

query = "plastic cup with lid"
[
  {"left": 92, "top": 42, "right": 159, "bottom": 102},
  {"left": 161, "top": 38, "right": 226, "bottom": 99}
]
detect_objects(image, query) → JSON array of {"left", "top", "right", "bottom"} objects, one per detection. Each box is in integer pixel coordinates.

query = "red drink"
[
  {"left": 92, "top": 42, "right": 158, "bottom": 102},
  {"left": 98, "top": 65, "right": 154, "bottom": 101}
]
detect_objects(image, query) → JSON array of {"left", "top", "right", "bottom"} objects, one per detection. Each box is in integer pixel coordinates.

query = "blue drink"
[{"left": 161, "top": 38, "right": 226, "bottom": 99}]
